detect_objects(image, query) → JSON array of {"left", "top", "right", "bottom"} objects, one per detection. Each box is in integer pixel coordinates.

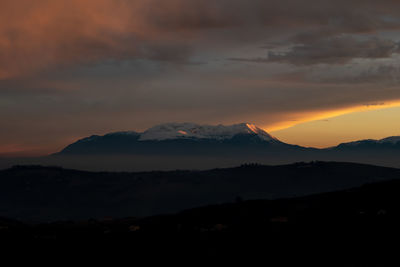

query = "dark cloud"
[
  {"left": 268, "top": 37, "right": 400, "bottom": 65},
  {"left": 230, "top": 37, "right": 400, "bottom": 65},
  {"left": 2, "top": 0, "right": 400, "bottom": 78},
  {"left": 317, "top": 63, "right": 400, "bottom": 84},
  {"left": 363, "top": 102, "right": 386, "bottom": 107}
]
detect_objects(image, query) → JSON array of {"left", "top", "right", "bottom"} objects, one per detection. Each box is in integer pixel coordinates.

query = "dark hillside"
[
  {"left": 2, "top": 178, "right": 400, "bottom": 265},
  {"left": 1, "top": 162, "right": 399, "bottom": 221}
]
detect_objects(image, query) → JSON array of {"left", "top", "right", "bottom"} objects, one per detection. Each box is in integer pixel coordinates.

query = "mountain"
[
  {"left": 333, "top": 136, "right": 400, "bottom": 150},
  {"left": 58, "top": 122, "right": 400, "bottom": 157},
  {"left": 1, "top": 162, "right": 399, "bottom": 222},
  {"left": 57, "top": 123, "right": 301, "bottom": 156}
]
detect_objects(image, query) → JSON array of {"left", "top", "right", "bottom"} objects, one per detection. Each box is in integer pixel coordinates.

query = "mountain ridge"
[{"left": 57, "top": 122, "right": 400, "bottom": 155}]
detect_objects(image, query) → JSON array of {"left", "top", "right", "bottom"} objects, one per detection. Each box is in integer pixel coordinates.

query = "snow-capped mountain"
[
  {"left": 6, "top": 123, "right": 400, "bottom": 171},
  {"left": 139, "top": 123, "right": 277, "bottom": 141},
  {"left": 57, "top": 122, "right": 291, "bottom": 155},
  {"left": 54, "top": 124, "right": 400, "bottom": 155},
  {"left": 51, "top": 122, "right": 400, "bottom": 171}
]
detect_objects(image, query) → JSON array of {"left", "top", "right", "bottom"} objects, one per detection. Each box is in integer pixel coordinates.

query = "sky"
[{"left": 1, "top": 0, "right": 400, "bottom": 156}]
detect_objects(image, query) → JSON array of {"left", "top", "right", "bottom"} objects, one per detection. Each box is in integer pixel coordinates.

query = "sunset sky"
[{"left": 2, "top": 0, "right": 400, "bottom": 156}]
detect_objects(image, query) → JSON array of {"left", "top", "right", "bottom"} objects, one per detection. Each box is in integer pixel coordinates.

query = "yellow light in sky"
[{"left": 269, "top": 102, "right": 400, "bottom": 148}]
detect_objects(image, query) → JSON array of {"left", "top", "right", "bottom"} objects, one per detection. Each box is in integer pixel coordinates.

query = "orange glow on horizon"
[{"left": 267, "top": 100, "right": 400, "bottom": 148}]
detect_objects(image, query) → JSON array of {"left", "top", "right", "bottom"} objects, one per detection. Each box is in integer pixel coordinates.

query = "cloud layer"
[
  {"left": 2, "top": 0, "right": 400, "bottom": 78},
  {"left": 2, "top": 0, "right": 400, "bottom": 154}
]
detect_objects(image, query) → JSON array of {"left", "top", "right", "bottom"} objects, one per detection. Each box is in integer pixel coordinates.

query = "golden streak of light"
[{"left": 264, "top": 100, "right": 400, "bottom": 133}]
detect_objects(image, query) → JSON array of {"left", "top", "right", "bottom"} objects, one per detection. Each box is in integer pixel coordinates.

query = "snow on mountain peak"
[
  {"left": 378, "top": 136, "right": 400, "bottom": 144},
  {"left": 138, "top": 122, "right": 277, "bottom": 141}
]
